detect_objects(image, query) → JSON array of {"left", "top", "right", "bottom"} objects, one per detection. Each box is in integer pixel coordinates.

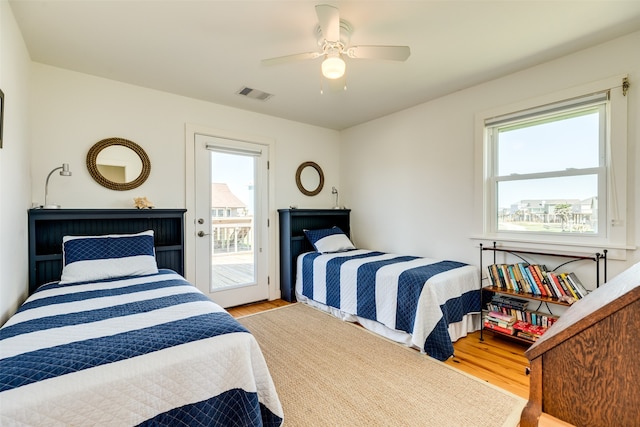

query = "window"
[
  {"left": 488, "top": 93, "right": 606, "bottom": 236},
  {"left": 478, "top": 76, "right": 629, "bottom": 254}
]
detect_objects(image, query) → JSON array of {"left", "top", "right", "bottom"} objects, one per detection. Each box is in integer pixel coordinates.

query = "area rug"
[{"left": 238, "top": 303, "right": 526, "bottom": 427}]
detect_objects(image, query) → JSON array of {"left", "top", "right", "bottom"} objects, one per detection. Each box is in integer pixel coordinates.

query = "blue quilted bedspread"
[
  {"left": 297, "top": 250, "right": 480, "bottom": 361},
  {"left": 0, "top": 270, "right": 283, "bottom": 426}
]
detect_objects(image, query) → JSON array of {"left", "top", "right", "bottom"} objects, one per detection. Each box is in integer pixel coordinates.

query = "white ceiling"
[{"left": 9, "top": 1, "right": 640, "bottom": 130}]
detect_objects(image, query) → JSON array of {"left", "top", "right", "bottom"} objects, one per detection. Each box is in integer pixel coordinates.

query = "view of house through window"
[{"left": 487, "top": 94, "right": 606, "bottom": 236}]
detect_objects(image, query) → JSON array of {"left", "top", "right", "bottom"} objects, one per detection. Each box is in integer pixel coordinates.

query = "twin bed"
[
  {"left": 296, "top": 249, "right": 481, "bottom": 361},
  {"left": 1, "top": 270, "right": 283, "bottom": 426},
  {"left": 1, "top": 210, "right": 283, "bottom": 426},
  {"left": 280, "top": 209, "right": 482, "bottom": 362}
]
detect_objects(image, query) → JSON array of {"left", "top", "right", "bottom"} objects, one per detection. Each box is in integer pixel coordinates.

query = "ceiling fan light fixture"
[
  {"left": 261, "top": 4, "right": 410, "bottom": 86},
  {"left": 321, "top": 52, "right": 345, "bottom": 79}
]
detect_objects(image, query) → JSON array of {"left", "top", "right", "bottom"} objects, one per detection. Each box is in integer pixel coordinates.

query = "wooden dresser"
[{"left": 520, "top": 262, "right": 640, "bottom": 427}]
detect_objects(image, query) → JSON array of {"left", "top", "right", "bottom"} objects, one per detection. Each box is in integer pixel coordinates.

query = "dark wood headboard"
[
  {"left": 28, "top": 208, "right": 186, "bottom": 295},
  {"left": 277, "top": 209, "right": 351, "bottom": 302}
]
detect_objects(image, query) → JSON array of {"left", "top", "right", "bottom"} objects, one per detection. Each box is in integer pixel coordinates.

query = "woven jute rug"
[{"left": 238, "top": 303, "right": 526, "bottom": 427}]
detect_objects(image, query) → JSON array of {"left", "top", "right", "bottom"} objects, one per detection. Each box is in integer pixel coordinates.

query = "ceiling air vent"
[{"left": 236, "top": 86, "right": 274, "bottom": 101}]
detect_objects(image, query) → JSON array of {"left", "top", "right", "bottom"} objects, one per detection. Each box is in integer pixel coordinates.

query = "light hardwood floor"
[{"left": 227, "top": 299, "right": 530, "bottom": 400}]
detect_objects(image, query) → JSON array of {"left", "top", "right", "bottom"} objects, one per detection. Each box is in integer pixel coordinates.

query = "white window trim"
[{"left": 473, "top": 75, "right": 631, "bottom": 260}]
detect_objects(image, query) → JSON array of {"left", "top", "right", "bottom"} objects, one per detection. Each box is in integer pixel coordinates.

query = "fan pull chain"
[{"left": 318, "top": 70, "right": 347, "bottom": 93}]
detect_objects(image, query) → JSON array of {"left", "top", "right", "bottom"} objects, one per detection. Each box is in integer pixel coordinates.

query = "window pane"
[
  {"left": 210, "top": 151, "right": 256, "bottom": 290},
  {"left": 497, "top": 175, "right": 598, "bottom": 234},
  {"left": 497, "top": 109, "right": 600, "bottom": 176}
]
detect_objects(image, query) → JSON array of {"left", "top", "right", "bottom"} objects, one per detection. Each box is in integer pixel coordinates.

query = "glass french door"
[{"left": 194, "top": 134, "right": 269, "bottom": 307}]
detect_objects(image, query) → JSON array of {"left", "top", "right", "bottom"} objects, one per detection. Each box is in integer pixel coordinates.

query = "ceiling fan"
[{"left": 261, "top": 4, "right": 410, "bottom": 80}]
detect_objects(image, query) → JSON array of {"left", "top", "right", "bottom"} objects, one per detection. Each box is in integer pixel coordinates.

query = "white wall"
[
  {"left": 30, "top": 65, "right": 340, "bottom": 211},
  {"left": 341, "top": 31, "right": 639, "bottom": 285},
  {"left": 0, "top": 1, "right": 32, "bottom": 324}
]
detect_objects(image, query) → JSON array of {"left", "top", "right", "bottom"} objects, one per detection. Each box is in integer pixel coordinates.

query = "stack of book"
[
  {"left": 487, "top": 263, "right": 589, "bottom": 300},
  {"left": 484, "top": 295, "right": 559, "bottom": 342},
  {"left": 483, "top": 310, "right": 516, "bottom": 335},
  {"left": 513, "top": 321, "right": 549, "bottom": 342},
  {"left": 486, "top": 294, "right": 529, "bottom": 316}
]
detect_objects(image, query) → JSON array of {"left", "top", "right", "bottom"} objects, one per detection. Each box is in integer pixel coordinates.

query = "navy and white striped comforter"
[
  {"left": 296, "top": 250, "right": 480, "bottom": 361},
  {"left": 0, "top": 270, "right": 283, "bottom": 426}
]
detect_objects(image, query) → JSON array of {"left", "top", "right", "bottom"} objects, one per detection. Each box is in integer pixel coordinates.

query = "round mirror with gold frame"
[
  {"left": 87, "top": 137, "right": 151, "bottom": 191},
  {"left": 295, "top": 161, "right": 324, "bottom": 196}
]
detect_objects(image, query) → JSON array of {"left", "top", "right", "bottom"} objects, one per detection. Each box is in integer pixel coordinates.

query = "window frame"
[
  {"left": 475, "top": 75, "right": 629, "bottom": 258},
  {"left": 487, "top": 99, "right": 607, "bottom": 238}
]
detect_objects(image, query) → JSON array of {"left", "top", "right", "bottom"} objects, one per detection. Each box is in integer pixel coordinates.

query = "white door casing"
[{"left": 185, "top": 124, "right": 279, "bottom": 307}]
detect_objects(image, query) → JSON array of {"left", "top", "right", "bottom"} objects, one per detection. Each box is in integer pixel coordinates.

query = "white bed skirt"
[{"left": 296, "top": 292, "right": 481, "bottom": 354}]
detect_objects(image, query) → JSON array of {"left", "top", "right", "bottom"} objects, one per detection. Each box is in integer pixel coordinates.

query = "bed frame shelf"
[
  {"left": 28, "top": 208, "right": 186, "bottom": 295},
  {"left": 278, "top": 208, "right": 351, "bottom": 302}
]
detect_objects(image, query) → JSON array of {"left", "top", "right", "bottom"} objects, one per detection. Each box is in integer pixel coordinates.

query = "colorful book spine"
[
  {"left": 501, "top": 265, "right": 514, "bottom": 290},
  {"left": 530, "top": 265, "right": 550, "bottom": 297},
  {"left": 507, "top": 265, "right": 520, "bottom": 292},
  {"left": 555, "top": 272, "right": 572, "bottom": 296},
  {"left": 534, "top": 265, "right": 556, "bottom": 298},
  {"left": 483, "top": 320, "right": 515, "bottom": 335},
  {"left": 487, "top": 311, "right": 516, "bottom": 323},
  {"left": 487, "top": 262, "right": 588, "bottom": 301},
  {"left": 567, "top": 272, "right": 589, "bottom": 298},
  {"left": 512, "top": 264, "right": 528, "bottom": 293},
  {"left": 496, "top": 265, "right": 507, "bottom": 289},
  {"left": 487, "top": 266, "right": 499, "bottom": 287},
  {"left": 560, "top": 273, "right": 579, "bottom": 299},
  {"left": 546, "top": 272, "right": 566, "bottom": 297},
  {"left": 525, "top": 265, "right": 543, "bottom": 296},
  {"left": 517, "top": 263, "right": 534, "bottom": 294}
]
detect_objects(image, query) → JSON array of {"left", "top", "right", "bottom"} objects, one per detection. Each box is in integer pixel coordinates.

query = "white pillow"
[
  {"left": 303, "top": 227, "right": 356, "bottom": 254},
  {"left": 60, "top": 230, "right": 158, "bottom": 284}
]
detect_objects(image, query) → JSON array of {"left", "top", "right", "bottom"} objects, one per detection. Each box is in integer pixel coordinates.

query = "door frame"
[{"left": 185, "top": 123, "right": 280, "bottom": 301}]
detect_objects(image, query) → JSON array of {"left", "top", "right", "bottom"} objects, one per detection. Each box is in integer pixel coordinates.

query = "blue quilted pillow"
[
  {"left": 304, "top": 227, "right": 356, "bottom": 254},
  {"left": 60, "top": 230, "right": 158, "bottom": 284}
]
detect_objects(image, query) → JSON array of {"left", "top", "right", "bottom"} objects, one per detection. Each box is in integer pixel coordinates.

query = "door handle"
[{"left": 197, "top": 231, "right": 210, "bottom": 237}]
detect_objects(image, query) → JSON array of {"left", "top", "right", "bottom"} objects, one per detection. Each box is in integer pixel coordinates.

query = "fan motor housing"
[{"left": 316, "top": 19, "right": 352, "bottom": 46}]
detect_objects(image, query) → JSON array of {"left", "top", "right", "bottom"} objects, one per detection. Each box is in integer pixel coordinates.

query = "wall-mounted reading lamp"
[{"left": 44, "top": 163, "right": 72, "bottom": 209}]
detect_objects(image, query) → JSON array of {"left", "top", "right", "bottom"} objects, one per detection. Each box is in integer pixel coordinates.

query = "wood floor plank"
[
  {"left": 228, "top": 299, "right": 531, "bottom": 399},
  {"left": 227, "top": 299, "right": 290, "bottom": 317}
]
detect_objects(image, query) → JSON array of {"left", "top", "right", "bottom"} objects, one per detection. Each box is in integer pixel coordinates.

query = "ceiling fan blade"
[
  {"left": 346, "top": 45, "right": 411, "bottom": 61},
  {"left": 261, "top": 52, "right": 322, "bottom": 66},
  {"left": 315, "top": 4, "right": 340, "bottom": 41}
]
